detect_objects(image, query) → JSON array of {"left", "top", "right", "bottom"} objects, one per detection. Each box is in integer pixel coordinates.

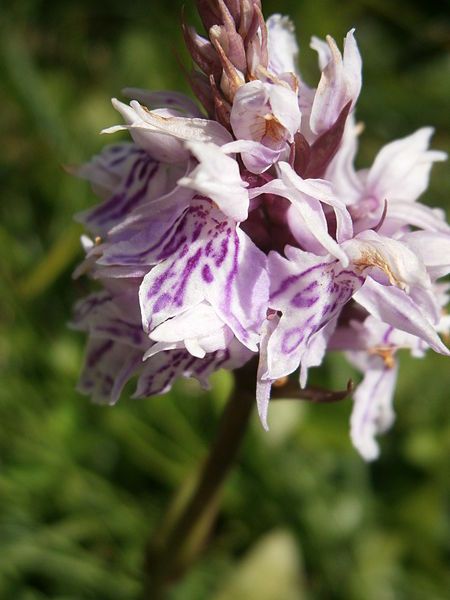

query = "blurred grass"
[{"left": 0, "top": 0, "right": 449, "bottom": 598}]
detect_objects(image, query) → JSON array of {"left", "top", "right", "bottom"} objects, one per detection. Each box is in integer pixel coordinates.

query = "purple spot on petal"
[
  {"left": 181, "top": 243, "right": 191, "bottom": 257},
  {"left": 87, "top": 340, "right": 113, "bottom": 368},
  {"left": 282, "top": 328, "right": 305, "bottom": 354},
  {"left": 205, "top": 240, "right": 213, "bottom": 256},
  {"left": 202, "top": 264, "right": 214, "bottom": 283},
  {"left": 303, "top": 281, "right": 319, "bottom": 292},
  {"left": 215, "top": 237, "right": 229, "bottom": 267},
  {"left": 173, "top": 248, "right": 202, "bottom": 306},
  {"left": 291, "top": 294, "right": 319, "bottom": 308},
  {"left": 382, "top": 326, "right": 394, "bottom": 345},
  {"left": 154, "top": 293, "right": 171, "bottom": 314},
  {"left": 148, "top": 268, "right": 174, "bottom": 298},
  {"left": 191, "top": 222, "right": 203, "bottom": 242}
]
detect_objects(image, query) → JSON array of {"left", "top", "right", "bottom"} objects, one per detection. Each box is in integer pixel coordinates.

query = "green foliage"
[{"left": 0, "top": 1, "right": 449, "bottom": 598}]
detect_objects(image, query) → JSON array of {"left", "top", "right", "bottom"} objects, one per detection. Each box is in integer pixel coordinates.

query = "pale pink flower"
[{"left": 73, "top": 0, "right": 449, "bottom": 460}]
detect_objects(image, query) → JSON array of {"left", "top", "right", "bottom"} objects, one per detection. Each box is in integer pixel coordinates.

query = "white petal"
[
  {"left": 266, "top": 14, "right": 299, "bottom": 75},
  {"left": 350, "top": 355, "right": 398, "bottom": 461},
  {"left": 384, "top": 200, "right": 450, "bottom": 234},
  {"left": 122, "top": 88, "right": 203, "bottom": 117},
  {"left": 367, "top": 128, "right": 447, "bottom": 203},
  {"left": 354, "top": 277, "right": 450, "bottom": 355},
  {"left": 105, "top": 98, "right": 232, "bottom": 163},
  {"left": 343, "top": 230, "right": 431, "bottom": 292},
  {"left": 256, "top": 316, "right": 280, "bottom": 431},
  {"left": 402, "top": 231, "right": 450, "bottom": 279},
  {"left": 310, "top": 30, "right": 362, "bottom": 135},
  {"left": 178, "top": 141, "right": 249, "bottom": 221}
]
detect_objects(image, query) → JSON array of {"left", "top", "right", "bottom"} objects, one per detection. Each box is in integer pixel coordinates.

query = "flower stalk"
[
  {"left": 142, "top": 364, "right": 353, "bottom": 597},
  {"left": 143, "top": 364, "right": 256, "bottom": 597}
]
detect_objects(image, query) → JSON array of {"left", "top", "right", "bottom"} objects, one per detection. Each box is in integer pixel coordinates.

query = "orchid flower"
[{"left": 73, "top": 0, "right": 449, "bottom": 460}]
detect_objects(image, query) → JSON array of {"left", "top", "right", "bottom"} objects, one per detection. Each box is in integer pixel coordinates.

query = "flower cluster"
[{"left": 72, "top": 0, "right": 449, "bottom": 460}]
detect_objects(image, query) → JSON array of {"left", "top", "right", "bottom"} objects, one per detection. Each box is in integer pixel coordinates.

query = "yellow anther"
[
  {"left": 369, "top": 347, "right": 396, "bottom": 369},
  {"left": 273, "top": 376, "right": 289, "bottom": 388},
  {"left": 354, "top": 249, "right": 404, "bottom": 289}
]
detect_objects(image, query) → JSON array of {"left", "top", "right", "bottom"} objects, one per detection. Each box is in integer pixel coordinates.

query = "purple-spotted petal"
[
  {"left": 264, "top": 247, "right": 362, "bottom": 380},
  {"left": 138, "top": 199, "right": 269, "bottom": 351},
  {"left": 74, "top": 143, "right": 140, "bottom": 199},
  {"left": 134, "top": 338, "right": 253, "bottom": 397},
  {"left": 78, "top": 338, "right": 142, "bottom": 405},
  {"left": 96, "top": 184, "right": 195, "bottom": 266},
  {"left": 75, "top": 146, "right": 170, "bottom": 235},
  {"left": 299, "top": 316, "right": 338, "bottom": 387},
  {"left": 71, "top": 291, "right": 147, "bottom": 348}
]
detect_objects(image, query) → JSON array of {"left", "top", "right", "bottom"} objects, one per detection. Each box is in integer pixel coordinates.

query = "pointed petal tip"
[
  {"left": 257, "top": 408, "right": 270, "bottom": 432},
  {"left": 359, "top": 446, "right": 379, "bottom": 462},
  {"left": 100, "top": 125, "right": 126, "bottom": 135}
]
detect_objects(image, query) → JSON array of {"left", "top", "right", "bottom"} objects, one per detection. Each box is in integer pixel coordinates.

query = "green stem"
[{"left": 143, "top": 366, "right": 256, "bottom": 598}]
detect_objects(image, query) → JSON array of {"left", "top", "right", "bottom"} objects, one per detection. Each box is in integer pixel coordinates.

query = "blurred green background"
[{"left": 1, "top": 0, "right": 450, "bottom": 598}]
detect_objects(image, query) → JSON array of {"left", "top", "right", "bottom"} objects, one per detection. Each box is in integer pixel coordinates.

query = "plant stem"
[{"left": 143, "top": 365, "right": 256, "bottom": 598}]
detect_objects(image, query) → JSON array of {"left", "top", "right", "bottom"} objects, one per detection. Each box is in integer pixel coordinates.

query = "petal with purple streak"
[
  {"left": 74, "top": 142, "right": 140, "bottom": 199},
  {"left": 77, "top": 338, "right": 142, "bottom": 405},
  {"left": 75, "top": 145, "right": 171, "bottom": 235},
  {"left": 70, "top": 291, "right": 148, "bottom": 348},
  {"left": 263, "top": 247, "right": 362, "bottom": 380},
  {"left": 299, "top": 316, "right": 338, "bottom": 388},
  {"left": 138, "top": 199, "right": 269, "bottom": 351},
  {"left": 134, "top": 338, "right": 253, "bottom": 398}
]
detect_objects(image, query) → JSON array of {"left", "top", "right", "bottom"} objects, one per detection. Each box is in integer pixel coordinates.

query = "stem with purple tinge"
[{"left": 143, "top": 363, "right": 257, "bottom": 599}]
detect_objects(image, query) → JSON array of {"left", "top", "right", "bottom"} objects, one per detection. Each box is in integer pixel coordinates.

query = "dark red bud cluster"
[{"left": 183, "top": 0, "right": 268, "bottom": 128}]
